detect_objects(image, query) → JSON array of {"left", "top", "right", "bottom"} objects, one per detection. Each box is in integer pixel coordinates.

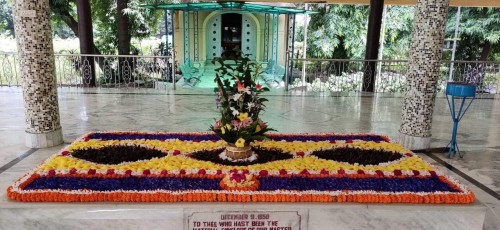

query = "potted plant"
[{"left": 210, "top": 52, "right": 275, "bottom": 160}]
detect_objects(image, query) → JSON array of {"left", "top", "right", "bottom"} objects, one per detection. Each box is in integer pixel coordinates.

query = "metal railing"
[
  {"left": 1, "top": 52, "right": 499, "bottom": 94},
  {"left": 1, "top": 53, "right": 174, "bottom": 89},
  {"left": 289, "top": 58, "right": 500, "bottom": 94}
]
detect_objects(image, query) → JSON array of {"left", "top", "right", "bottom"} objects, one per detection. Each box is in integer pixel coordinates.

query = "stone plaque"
[
  {"left": 185, "top": 210, "right": 303, "bottom": 230},
  {"left": 20, "top": 10, "right": 36, "bottom": 18}
]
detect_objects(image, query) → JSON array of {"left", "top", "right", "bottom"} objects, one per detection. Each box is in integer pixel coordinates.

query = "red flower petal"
[
  {"left": 198, "top": 169, "right": 206, "bottom": 175},
  {"left": 346, "top": 139, "right": 353, "bottom": 143},
  {"left": 429, "top": 171, "right": 437, "bottom": 177},
  {"left": 173, "top": 150, "right": 181, "bottom": 156},
  {"left": 329, "top": 140, "right": 336, "bottom": 144},
  {"left": 394, "top": 170, "right": 402, "bottom": 176},
  {"left": 61, "top": 151, "right": 69, "bottom": 156},
  {"left": 338, "top": 169, "right": 345, "bottom": 174},
  {"left": 160, "top": 170, "right": 168, "bottom": 175},
  {"left": 84, "top": 137, "right": 90, "bottom": 142},
  {"left": 143, "top": 169, "right": 151, "bottom": 175},
  {"left": 357, "top": 170, "right": 365, "bottom": 175},
  {"left": 88, "top": 169, "right": 96, "bottom": 175},
  {"left": 180, "top": 169, "right": 186, "bottom": 174},
  {"left": 300, "top": 169, "right": 309, "bottom": 175},
  {"left": 320, "top": 169, "right": 329, "bottom": 175},
  {"left": 69, "top": 168, "right": 77, "bottom": 174},
  {"left": 106, "top": 169, "right": 114, "bottom": 175},
  {"left": 242, "top": 169, "right": 249, "bottom": 174},
  {"left": 375, "top": 170, "right": 384, "bottom": 176},
  {"left": 259, "top": 170, "right": 268, "bottom": 176},
  {"left": 296, "top": 152, "right": 305, "bottom": 157},
  {"left": 279, "top": 169, "right": 287, "bottom": 175},
  {"left": 125, "top": 169, "right": 132, "bottom": 175},
  {"left": 48, "top": 170, "right": 56, "bottom": 176},
  {"left": 413, "top": 170, "right": 420, "bottom": 176},
  {"left": 216, "top": 170, "right": 223, "bottom": 175},
  {"left": 405, "top": 153, "right": 413, "bottom": 157}
]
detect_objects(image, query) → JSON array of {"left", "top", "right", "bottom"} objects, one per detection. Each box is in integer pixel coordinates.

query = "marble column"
[
  {"left": 12, "top": 0, "right": 63, "bottom": 148},
  {"left": 399, "top": 0, "right": 450, "bottom": 150}
]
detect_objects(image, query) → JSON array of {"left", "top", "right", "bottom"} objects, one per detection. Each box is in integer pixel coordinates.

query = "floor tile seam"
[
  {"left": 422, "top": 152, "right": 500, "bottom": 201},
  {"left": 0, "top": 148, "right": 38, "bottom": 175}
]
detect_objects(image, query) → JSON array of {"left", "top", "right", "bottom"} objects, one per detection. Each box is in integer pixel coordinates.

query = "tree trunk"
[
  {"left": 479, "top": 41, "right": 492, "bottom": 61},
  {"left": 116, "top": 0, "right": 133, "bottom": 84},
  {"left": 471, "top": 41, "right": 492, "bottom": 91},
  {"left": 362, "top": 0, "right": 385, "bottom": 93},
  {"left": 57, "top": 9, "right": 123, "bottom": 85},
  {"left": 76, "top": 0, "right": 96, "bottom": 87},
  {"left": 58, "top": 8, "right": 100, "bottom": 55},
  {"left": 117, "top": 0, "right": 131, "bottom": 56}
]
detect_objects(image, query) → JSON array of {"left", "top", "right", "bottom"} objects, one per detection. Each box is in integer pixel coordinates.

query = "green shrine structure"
[{"left": 142, "top": 2, "right": 314, "bottom": 88}]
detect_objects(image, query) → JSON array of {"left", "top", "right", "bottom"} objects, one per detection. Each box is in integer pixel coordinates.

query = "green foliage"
[
  {"left": 49, "top": 0, "right": 77, "bottom": 38},
  {"left": 304, "top": 5, "right": 415, "bottom": 60},
  {"left": 307, "top": 4, "right": 369, "bottom": 59},
  {"left": 210, "top": 51, "right": 274, "bottom": 144},
  {"left": 381, "top": 6, "right": 414, "bottom": 59},
  {"left": 0, "top": 0, "right": 13, "bottom": 36},
  {"left": 91, "top": 0, "right": 162, "bottom": 54},
  {"left": 47, "top": 0, "right": 163, "bottom": 54},
  {"left": 445, "top": 7, "right": 500, "bottom": 61}
]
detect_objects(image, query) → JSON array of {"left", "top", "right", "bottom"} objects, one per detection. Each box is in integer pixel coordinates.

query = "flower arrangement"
[
  {"left": 7, "top": 131, "right": 475, "bottom": 203},
  {"left": 210, "top": 52, "right": 275, "bottom": 159}
]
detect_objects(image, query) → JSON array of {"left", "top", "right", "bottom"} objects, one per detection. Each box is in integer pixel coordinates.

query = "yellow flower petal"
[
  {"left": 235, "top": 138, "right": 245, "bottom": 147},
  {"left": 238, "top": 113, "right": 248, "bottom": 121}
]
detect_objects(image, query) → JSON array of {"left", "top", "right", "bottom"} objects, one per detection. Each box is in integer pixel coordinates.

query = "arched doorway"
[
  {"left": 206, "top": 13, "right": 257, "bottom": 61},
  {"left": 221, "top": 13, "right": 242, "bottom": 58}
]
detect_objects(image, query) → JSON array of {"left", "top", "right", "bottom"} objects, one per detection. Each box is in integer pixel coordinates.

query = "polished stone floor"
[{"left": 0, "top": 86, "right": 499, "bottom": 229}]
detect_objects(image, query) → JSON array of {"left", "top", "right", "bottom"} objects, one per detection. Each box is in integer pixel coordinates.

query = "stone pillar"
[
  {"left": 399, "top": 0, "right": 450, "bottom": 150},
  {"left": 12, "top": 0, "right": 63, "bottom": 148}
]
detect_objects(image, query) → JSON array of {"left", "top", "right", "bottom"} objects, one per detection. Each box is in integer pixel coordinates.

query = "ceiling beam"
[{"left": 246, "top": 0, "right": 500, "bottom": 7}]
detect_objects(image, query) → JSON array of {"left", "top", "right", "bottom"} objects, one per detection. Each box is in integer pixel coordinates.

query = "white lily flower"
[
  {"left": 247, "top": 102, "right": 255, "bottom": 111},
  {"left": 230, "top": 107, "right": 239, "bottom": 116},
  {"left": 232, "top": 93, "right": 242, "bottom": 101},
  {"left": 244, "top": 86, "right": 251, "bottom": 94}
]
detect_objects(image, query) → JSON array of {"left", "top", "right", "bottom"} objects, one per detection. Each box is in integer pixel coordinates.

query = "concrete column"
[
  {"left": 399, "top": 0, "right": 450, "bottom": 150},
  {"left": 12, "top": 0, "right": 63, "bottom": 148}
]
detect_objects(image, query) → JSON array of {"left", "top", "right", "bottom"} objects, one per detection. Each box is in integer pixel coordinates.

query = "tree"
[
  {"left": 47, "top": 0, "right": 162, "bottom": 84},
  {"left": 0, "top": 0, "right": 14, "bottom": 36},
  {"left": 307, "top": 4, "right": 369, "bottom": 60},
  {"left": 446, "top": 7, "right": 500, "bottom": 61},
  {"left": 90, "top": 0, "right": 162, "bottom": 55},
  {"left": 305, "top": 4, "right": 415, "bottom": 60},
  {"left": 381, "top": 6, "right": 414, "bottom": 60}
]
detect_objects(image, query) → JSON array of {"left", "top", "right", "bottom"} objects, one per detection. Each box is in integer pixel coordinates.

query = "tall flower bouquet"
[{"left": 211, "top": 53, "right": 275, "bottom": 159}]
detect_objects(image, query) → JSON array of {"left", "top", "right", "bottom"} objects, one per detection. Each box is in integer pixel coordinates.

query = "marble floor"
[{"left": 0, "top": 86, "right": 499, "bottom": 229}]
